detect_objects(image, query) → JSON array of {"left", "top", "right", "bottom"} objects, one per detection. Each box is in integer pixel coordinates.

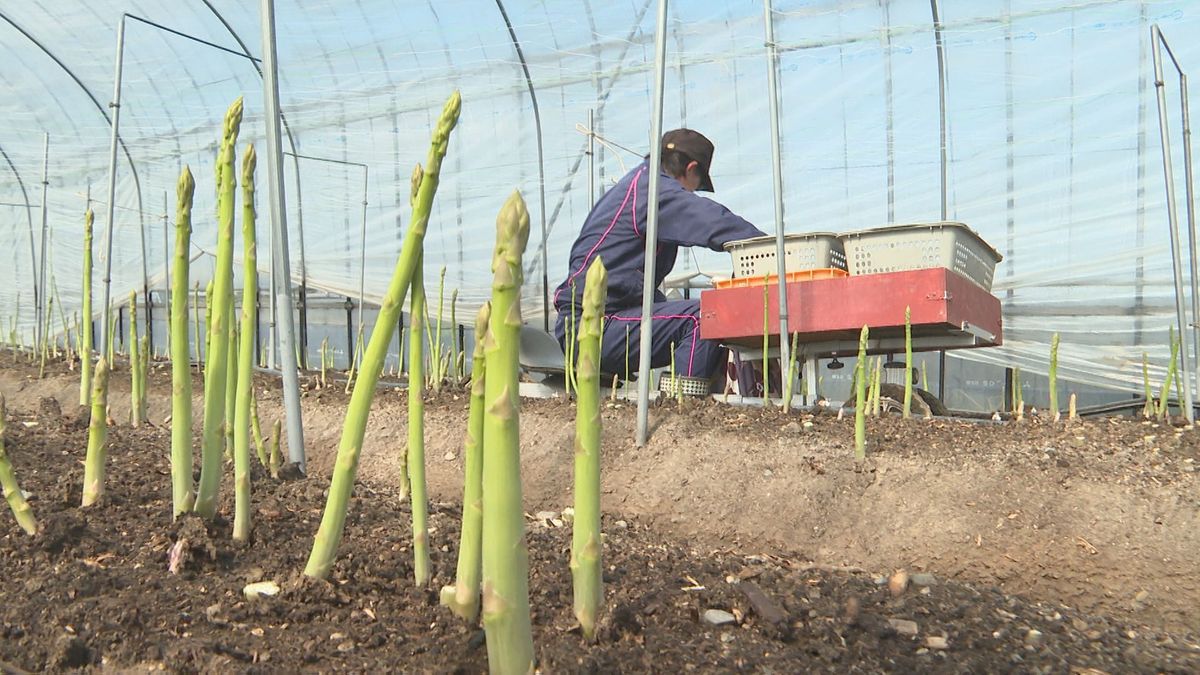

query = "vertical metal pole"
[
  {"left": 162, "top": 191, "right": 170, "bottom": 348},
  {"left": 1003, "top": 0, "right": 1016, "bottom": 307},
  {"left": 98, "top": 16, "right": 126, "bottom": 362},
  {"left": 763, "top": 0, "right": 790, "bottom": 389},
  {"left": 1151, "top": 25, "right": 1194, "bottom": 421},
  {"left": 1135, "top": 2, "right": 1149, "bottom": 345},
  {"left": 356, "top": 166, "right": 368, "bottom": 365},
  {"left": 37, "top": 133, "right": 49, "bottom": 353},
  {"left": 930, "top": 0, "right": 948, "bottom": 221},
  {"left": 635, "top": 0, "right": 670, "bottom": 447},
  {"left": 1181, "top": 74, "right": 1199, "bottom": 398},
  {"left": 296, "top": 171, "right": 308, "bottom": 368},
  {"left": 881, "top": 0, "right": 895, "bottom": 223},
  {"left": 261, "top": 0, "right": 307, "bottom": 469},
  {"left": 588, "top": 109, "right": 595, "bottom": 206}
]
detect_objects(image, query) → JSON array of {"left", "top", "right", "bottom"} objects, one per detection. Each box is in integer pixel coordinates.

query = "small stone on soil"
[
  {"left": 925, "top": 636, "right": 949, "bottom": 650},
  {"left": 888, "top": 619, "right": 919, "bottom": 637},
  {"left": 702, "top": 609, "right": 737, "bottom": 626},
  {"left": 1025, "top": 629, "right": 1043, "bottom": 646},
  {"left": 911, "top": 573, "right": 937, "bottom": 587}
]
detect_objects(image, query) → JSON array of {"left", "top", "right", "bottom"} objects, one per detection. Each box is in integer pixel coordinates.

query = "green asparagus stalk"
[
  {"left": 81, "top": 358, "right": 110, "bottom": 507},
  {"left": 224, "top": 320, "right": 238, "bottom": 460},
  {"left": 170, "top": 167, "right": 197, "bottom": 516},
  {"left": 855, "top": 326, "right": 868, "bottom": 462},
  {"left": 781, "top": 330, "right": 800, "bottom": 411},
  {"left": 572, "top": 257, "right": 606, "bottom": 641},
  {"left": 1159, "top": 327, "right": 1178, "bottom": 419},
  {"left": 450, "top": 288, "right": 459, "bottom": 381},
  {"left": 129, "top": 291, "right": 143, "bottom": 426},
  {"left": 320, "top": 337, "right": 329, "bottom": 388},
  {"left": 668, "top": 341, "right": 676, "bottom": 402},
  {"left": 1049, "top": 332, "right": 1060, "bottom": 421},
  {"left": 193, "top": 281, "right": 203, "bottom": 367},
  {"left": 408, "top": 255, "right": 430, "bottom": 585},
  {"left": 269, "top": 419, "right": 281, "bottom": 479},
  {"left": 233, "top": 144, "right": 259, "bottom": 542},
  {"left": 251, "top": 387, "right": 267, "bottom": 467},
  {"left": 565, "top": 282, "right": 576, "bottom": 397},
  {"left": 0, "top": 396, "right": 37, "bottom": 535},
  {"left": 432, "top": 266, "right": 446, "bottom": 392},
  {"left": 903, "top": 307, "right": 913, "bottom": 419},
  {"left": 1015, "top": 367, "right": 1024, "bottom": 422},
  {"left": 194, "top": 96, "right": 243, "bottom": 519},
  {"left": 80, "top": 210, "right": 95, "bottom": 406},
  {"left": 107, "top": 306, "right": 115, "bottom": 363},
  {"left": 624, "top": 325, "right": 631, "bottom": 383},
  {"left": 480, "top": 191, "right": 535, "bottom": 673},
  {"left": 53, "top": 277, "right": 71, "bottom": 363},
  {"left": 762, "top": 276, "right": 769, "bottom": 404},
  {"left": 1143, "top": 352, "right": 1153, "bottom": 418},
  {"left": 139, "top": 334, "right": 149, "bottom": 418},
  {"left": 440, "top": 303, "right": 490, "bottom": 621},
  {"left": 876, "top": 357, "right": 885, "bottom": 415},
  {"left": 305, "top": 92, "right": 461, "bottom": 579},
  {"left": 204, "top": 279, "right": 214, "bottom": 371}
]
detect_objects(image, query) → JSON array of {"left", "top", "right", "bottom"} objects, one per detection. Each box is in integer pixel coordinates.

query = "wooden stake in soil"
[
  {"left": 440, "top": 302, "right": 490, "bottom": 622},
  {"left": 81, "top": 358, "right": 111, "bottom": 507},
  {"left": 0, "top": 396, "right": 37, "bottom": 535}
]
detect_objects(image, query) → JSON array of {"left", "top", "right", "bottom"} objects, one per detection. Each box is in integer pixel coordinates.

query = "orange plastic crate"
[{"left": 713, "top": 268, "right": 848, "bottom": 289}]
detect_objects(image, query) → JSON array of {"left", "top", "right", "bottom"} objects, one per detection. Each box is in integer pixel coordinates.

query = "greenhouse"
[{"left": 0, "top": 1, "right": 1197, "bottom": 672}]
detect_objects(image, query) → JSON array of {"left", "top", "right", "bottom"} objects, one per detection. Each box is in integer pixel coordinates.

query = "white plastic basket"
[
  {"left": 839, "top": 222, "right": 1003, "bottom": 291},
  {"left": 723, "top": 233, "right": 847, "bottom": 279},
  {"left": 658, "top": 374, "right": 710, "bottom": 397}
]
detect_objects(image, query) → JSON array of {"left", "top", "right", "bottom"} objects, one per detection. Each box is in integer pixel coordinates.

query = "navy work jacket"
[{"left": 553, "top": 160, "right": 765, "bottom": 315}]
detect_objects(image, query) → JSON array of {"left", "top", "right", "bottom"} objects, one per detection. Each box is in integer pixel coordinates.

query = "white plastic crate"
[
  {"left": 723, "top": 232, "right": 847, "bottom": 279},
  {"left": 658, "top": 374, "right": 710, "bottom": 397},
  {"left": 839, "top": 222, "right": 1003, "bottom": 291}
]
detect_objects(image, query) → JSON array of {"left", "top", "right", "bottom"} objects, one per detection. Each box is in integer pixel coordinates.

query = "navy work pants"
[{"left": 554, "top": 298, "right": 726, "bottom": 380}]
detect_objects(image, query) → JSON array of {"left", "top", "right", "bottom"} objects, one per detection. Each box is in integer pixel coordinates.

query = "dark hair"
[
  {"left": 643, "top": 148, "right": 705, "bottom": 184},
  {"left": 659, "top": 148, "right": 693, "bottom": 179}
]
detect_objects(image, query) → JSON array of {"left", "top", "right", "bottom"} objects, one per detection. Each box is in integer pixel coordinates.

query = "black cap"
[{"left": 662, "top": 128, "right": 715, "bottom": 192}]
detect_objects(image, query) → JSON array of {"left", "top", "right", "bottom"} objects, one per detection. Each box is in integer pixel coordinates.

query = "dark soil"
[{"left": 1, "top": 357, "right": 1200, "bottom": 672}]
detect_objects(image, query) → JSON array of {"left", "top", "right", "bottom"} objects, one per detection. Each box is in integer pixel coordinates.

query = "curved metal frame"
[
  {"left": 0, "top": 143, "right": 39, "bottom": 339},
  {"left": 494, "top": 0, "right": 550, "bottom": 332},
  {"left": 0, "top": 9, "right": 146, "bottom": 344}
]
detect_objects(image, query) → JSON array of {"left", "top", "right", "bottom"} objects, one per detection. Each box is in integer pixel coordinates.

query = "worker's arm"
[{"left": 653, "top": 178, "right": 767, "bottom": 250}]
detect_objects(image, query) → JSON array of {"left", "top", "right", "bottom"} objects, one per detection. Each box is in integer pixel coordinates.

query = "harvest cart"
[{"left": 699, "top": 223, "right": 1004, "bottom": 404}]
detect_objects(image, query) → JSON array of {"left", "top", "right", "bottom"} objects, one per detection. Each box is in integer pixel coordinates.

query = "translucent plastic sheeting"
[{"left": 1, "top": 0, "right": 1199, "bottom": 403}]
